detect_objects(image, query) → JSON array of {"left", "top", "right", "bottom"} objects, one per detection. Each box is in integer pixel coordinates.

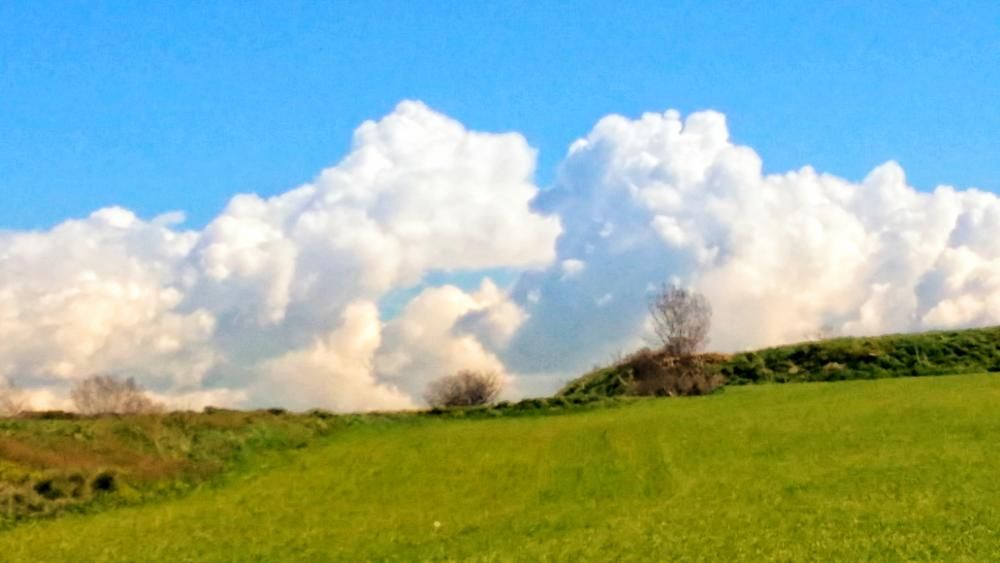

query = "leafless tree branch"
[
  {"left": 70, "top": 374, "right": 164, "bottom": 415},
  {"left": 648, "top": 284, "right": 712, "bottom": 357},
  {"left": 0, "top": 381, "right": 27, "bottom": 417}
]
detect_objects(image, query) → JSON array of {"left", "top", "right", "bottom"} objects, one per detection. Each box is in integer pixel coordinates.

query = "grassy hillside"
[
  {"left": 0, "top": 409, "right": 345, "bottom": 528},
  {"left": 1, "top": 374, "right": 999, "bottom": 561},
  {"left": 560, "top": 326, "right": 1000, "bottom": 397},
  {"left": 0, "top": 398, "right": 617, "bottom": 529}
]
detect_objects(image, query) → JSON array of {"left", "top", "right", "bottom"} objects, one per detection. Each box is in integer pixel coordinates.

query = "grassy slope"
[
  {"left": 560, "top": 326, "right": 1000, "bottom": 397},
  {"left": 0, "top": 409, "right": 345, "bottom": 527},
  {"left": 2, "top": 374, "right": 999, "bottom": 561},
  {"left": 0, "top": 398, "right": 618, "bottom": 530}
]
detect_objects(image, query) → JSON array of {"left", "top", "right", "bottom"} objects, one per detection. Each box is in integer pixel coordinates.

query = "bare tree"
[
  {"left": 0, "top": 380, "right": 27, "bottom": 417},
  {"left": 648, "top": 284, "right": 712, "bottom": 357},
  {"left": 70, "top": 374, "right": 164, "bottom": 415},
  {"left": 424, "top": 370, "right": 504, "bottom": 408}
]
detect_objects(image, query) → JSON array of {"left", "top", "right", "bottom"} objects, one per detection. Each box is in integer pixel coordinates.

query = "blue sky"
[
  {"left": 1, "top": 0, "right": 997, "bottom": 230},
  {"left": 2, "top": 1, "right": 1000, "bottom": 410}
]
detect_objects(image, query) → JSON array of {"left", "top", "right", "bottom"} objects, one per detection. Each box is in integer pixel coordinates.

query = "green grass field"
[{"left": 2, "top": 374, "right": 999, "bottom": 561}]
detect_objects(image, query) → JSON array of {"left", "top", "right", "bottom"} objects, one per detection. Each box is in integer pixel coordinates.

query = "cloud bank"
[{"left": 3, "top": 102, "right": 999, "bottom": 411}]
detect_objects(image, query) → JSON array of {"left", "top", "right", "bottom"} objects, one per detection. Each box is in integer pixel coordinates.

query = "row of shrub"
[
  {"left": 560, "top": 326, "right": 1000, "bottom": 397},
  {"left": 0, "top": 469, "right": 118, "bottom": 523},
  {"left": 721, "top": 327, "right": 1000, "bottom": 384}
]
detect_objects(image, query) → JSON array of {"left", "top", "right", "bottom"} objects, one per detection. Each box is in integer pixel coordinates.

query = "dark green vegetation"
[
  {"left": 560, "top": 325, "right": 1000, "bottom": 397},
  {"left": 1, "top": 375, "right": 999, "bottom": 561}
]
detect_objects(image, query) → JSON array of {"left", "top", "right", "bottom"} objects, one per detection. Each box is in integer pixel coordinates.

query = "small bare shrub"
[
  {"left": 425, "top": 370, "right": 503, "bottom": 407},
  {"left": 0, "top": 381, "right": 27, "bottom": 417},
  {"left": 70, "top": 374, "right": 164, "bottom": 415},
  {"left": 648, "top": 284, "right": 712, "bottom": 357}
]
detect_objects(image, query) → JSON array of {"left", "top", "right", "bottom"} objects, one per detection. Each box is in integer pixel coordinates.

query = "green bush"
[{"left": 720, "top": 327, "right": 1000, "bottom": 384}]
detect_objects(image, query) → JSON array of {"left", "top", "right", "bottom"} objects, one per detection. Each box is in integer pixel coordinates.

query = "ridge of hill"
[
  {"left": 3, "top": 325, "right": 999, "bottom": 541},
  {"left": 559, "top": 326, "right": 1000, "bottom": 397}
]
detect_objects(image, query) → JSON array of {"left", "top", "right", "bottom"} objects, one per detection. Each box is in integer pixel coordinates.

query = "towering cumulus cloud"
[
  {"left": 2, "top": 103, "right": 999, "bottom": 410},
  {"left": 508, "top": 109, "right": 1000, "bottom": 383},
  {"left": 0, "top": 101, "right": 560, "bottom": 410}
]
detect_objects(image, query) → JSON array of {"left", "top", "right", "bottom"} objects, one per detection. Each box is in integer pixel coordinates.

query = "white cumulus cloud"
[
  {"left": 0, "top": 101, "right": 560, "bottom": 411},
  {"left": 2, "top": 102, "right": 999, "bottom": 409},
  {"left": 0, "top": 208, "right": 217, "bottom": 389},
  {"left": 506, "top": 108, "right": 1000, "bottom": 383},
  {"left": 375, "top": 279, "right": 525, "bottom": 401}
]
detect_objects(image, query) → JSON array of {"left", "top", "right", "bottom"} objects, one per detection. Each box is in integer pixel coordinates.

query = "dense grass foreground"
[{"left": 3, "top": 375, "right": 1000, "bottom": 561}]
